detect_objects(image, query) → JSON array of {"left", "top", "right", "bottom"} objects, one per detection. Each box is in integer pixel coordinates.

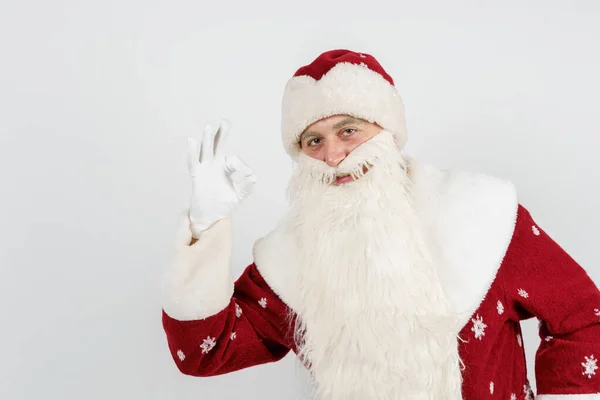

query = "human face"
[{"left": 299, "top": 115, "right": 383, "bottom": 170}]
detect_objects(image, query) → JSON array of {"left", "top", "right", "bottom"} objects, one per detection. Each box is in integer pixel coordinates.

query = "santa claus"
[{"left": 161, "top": 49, "right": 600, "bottom": 399}]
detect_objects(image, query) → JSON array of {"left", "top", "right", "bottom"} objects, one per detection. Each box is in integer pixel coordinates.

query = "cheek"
[
  {"left": 353, "top": 133, "right": 375, "bottom": 148},
  {"left": 366, "top": 127, "right": 382, "bottom": 140},
  {"left": 302, "top": 147, "right": 324, "bottom": 160}
]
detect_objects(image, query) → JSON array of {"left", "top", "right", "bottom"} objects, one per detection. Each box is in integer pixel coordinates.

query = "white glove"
[{"left": 186, "top": 120, "right": 257, "bottom": 238}]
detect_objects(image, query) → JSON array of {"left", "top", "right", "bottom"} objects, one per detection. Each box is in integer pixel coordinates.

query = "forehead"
[{"left": 305, "top": 115, "right": 365, "bottom": 132}]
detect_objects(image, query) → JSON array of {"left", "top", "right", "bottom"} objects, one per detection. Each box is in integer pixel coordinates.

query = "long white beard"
[{"left": 287, "top": 131, "right": 463, "bottom": 400}]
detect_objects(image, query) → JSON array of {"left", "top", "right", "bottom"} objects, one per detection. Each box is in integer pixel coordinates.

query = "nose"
[{"left": 323, "top": 141, "right": 347, "bottom": 167}]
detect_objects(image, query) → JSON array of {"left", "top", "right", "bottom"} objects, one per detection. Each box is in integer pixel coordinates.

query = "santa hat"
[{"left": 281, "top": 49, "right": 408, "bottom": 158}]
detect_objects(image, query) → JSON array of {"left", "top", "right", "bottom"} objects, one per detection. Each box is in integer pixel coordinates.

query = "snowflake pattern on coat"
[
  {"left": 582, "top": 355, "right": 598, "bottom": 378},
  {"left": 497, "top": 300, "right": 504, "bottom": 314},
  {"left": 235, "top": 302, "right": 242, "bottom": 318},
  {"left": 177, "top": 350, "right": 185, "bottom": 361},
  {"left": 532, "top": 225, "right": 540, "bottom": 236},
  {"left": 524, "top": 383, "right": 534, "bottom": 400},
  {"left": 200, "top": 336, "right": 217, "bottom": 354},
  {"left": 471, "top": 314, "right": 487, "bottom": 340},
  {"left": 258, "top": 297, "right": 267, "bottom": 308},
  {"left": 162, "top": 204, "right": 600, "bottom": 399}
]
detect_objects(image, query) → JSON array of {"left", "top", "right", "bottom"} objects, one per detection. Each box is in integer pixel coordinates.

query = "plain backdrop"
[{"left": 1, "top": 1, "right": 599, "bottom": 399}]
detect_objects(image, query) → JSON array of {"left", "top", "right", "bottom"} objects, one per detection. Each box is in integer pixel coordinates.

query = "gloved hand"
[{"left": 186, "top": 120, "right": 256, "bottom": 238}]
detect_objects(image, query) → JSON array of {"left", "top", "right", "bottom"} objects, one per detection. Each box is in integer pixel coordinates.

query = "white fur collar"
[{"left": 252, "top": 159, "right": 518, "bottom": 329}]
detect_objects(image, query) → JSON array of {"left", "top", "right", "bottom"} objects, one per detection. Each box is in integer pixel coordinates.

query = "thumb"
[{"left": 224, "top": 155, "right": 253, "bottom": 177}]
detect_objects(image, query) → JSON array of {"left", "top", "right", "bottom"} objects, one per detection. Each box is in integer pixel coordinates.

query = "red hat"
[{"left": 281, "top": 49, "right": 407, "bottom": 158}]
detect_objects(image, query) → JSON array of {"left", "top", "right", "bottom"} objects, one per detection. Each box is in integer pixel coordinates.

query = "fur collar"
[{"left": 252, "top": 158, "right": 518, "bottom": 329}]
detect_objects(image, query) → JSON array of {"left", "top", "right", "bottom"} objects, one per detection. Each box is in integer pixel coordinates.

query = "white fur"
[
  {"left": 162, "top": 217, "right": 234, "bottom": 321},
  {"left": 281, "top": 62, "right": 407, "bottom": 158},
  {"left": 257, "top": 132, "right": 465, "bottom": 399},
  {"left": 408, "top": 160, "right": 518, "bottom": 328},
  {"left": 254, "top": 133, "right": 518, "bottom": 398},
  {"left": 254, "top": 153, "right": 518, "bottom": 329}
]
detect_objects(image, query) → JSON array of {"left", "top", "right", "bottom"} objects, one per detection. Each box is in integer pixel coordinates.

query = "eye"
[
  {"left": 341, "top": 128, "right": 357, "bottom": 136},
  {"left": 307, "top": 137, "right": 322, "bottom": 147}
]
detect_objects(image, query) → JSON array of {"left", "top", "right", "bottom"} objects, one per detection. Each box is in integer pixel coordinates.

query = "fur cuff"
[
  {"left": 162, "top": 216, "right": 234, "bottom": 321},
  {"left": 536, "top": 395, "right": 600, "bottom": 399}
]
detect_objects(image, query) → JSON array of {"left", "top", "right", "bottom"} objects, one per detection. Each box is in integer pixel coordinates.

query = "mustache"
[
  {"left": 312, "top": 161, "right": 373, "bottom": 185},
  {"left": 293, "top": 130, "right": 403, "bottom": 185}
]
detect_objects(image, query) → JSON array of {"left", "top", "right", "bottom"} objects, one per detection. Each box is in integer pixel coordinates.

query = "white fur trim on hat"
[{"left": 281, "top": 62, "right": 407, "bottom": 158}]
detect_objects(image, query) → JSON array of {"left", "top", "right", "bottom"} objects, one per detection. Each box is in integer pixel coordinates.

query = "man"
[{"left": 161, "top": 49, "right": 600, "bottom": 399}]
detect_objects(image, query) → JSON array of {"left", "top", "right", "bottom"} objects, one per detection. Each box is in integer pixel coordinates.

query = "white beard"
[{"left": 286, "top": 131, "right": 464, "bottom": 400}]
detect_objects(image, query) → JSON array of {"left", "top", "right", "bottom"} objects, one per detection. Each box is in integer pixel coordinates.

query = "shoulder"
[
  {"left": 408, "top": 158, "right": 517, "bottom": 210},
  {"left": 252, "top": 215, "right": 302, "bottom": 311},
  {"left": 407, "top": 158, "right": 519, "bottom": 245},
  {"left": 407, "top": 158, "right": 521, "bottom": 323}
]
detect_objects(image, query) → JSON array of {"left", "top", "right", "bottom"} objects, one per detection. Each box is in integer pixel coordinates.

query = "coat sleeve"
[
  {"left": 161, "top": 216, "right": 294, "bottom": 377},
  {"left": 502, "top": 205, "right": 600, "bottom": 399}
]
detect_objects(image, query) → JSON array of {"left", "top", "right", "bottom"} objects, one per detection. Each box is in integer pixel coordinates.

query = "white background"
[{"left": 1, "top": 1, "right": 599, "bottom": 399}]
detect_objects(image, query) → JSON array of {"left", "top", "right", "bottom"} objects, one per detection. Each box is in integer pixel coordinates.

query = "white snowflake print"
[
  {"left": 532, "top": 225, "right": 540, "bottom": 236},
  {"left": 518, "top": 288, "right": 529, "bottom": 298},
  {"left": 582, "top": 355, "right": 598, "bottom": 379},
  {"left": 258, "top": 297, "right": 267, "bottom": 308},
  {"left": 510, "top": 393, "right": 517, "bottom": 400},
  {"left": 594, "top": 308, "right": 600, "bottom": 319},
  {"left": 545, "top": 336, "right": 554, "bottom": 342},
  {"left": 497, "top": 300, "right": 504, "bottom": 314},
  {"left": 471, "top": 314, "right": 487, "bottom": 340},
  {"left": 177, "top": 350, "right": 185, "bottom": 361},
  {"left": 235, "top": 302, "right": 242, "bottom": 318},
  {"left": 359, "top": 53, "right": 366, "bottom": 58},
  {"left": 230, "top": 332, "right": 237, "bottom": 340},
  {"left": 200, "top": 336, "right": 217, "bottom": 354},
  {"left": 489, "top": 381, "right": 494, "bottom": 394},
  {"left": 517, "top": 334, "right": 523, "bottom": 347},
  {"left": 524, "top": 383, "right": 534, "bottom": 400}
]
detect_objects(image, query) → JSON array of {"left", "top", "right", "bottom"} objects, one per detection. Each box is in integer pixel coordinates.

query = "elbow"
[{"left": 171, "top": 357, "right": 220, "bottom": 378}]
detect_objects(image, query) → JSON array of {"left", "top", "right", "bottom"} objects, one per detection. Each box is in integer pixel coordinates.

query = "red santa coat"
[{"left": 162, "top": 161, "right": 600, "bottom": 399}]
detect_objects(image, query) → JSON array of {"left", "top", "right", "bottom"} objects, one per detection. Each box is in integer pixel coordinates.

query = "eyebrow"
[
  {"left": 332, "top": 117, "right": 363, "bottom": 129},
  {"left": 299, "top": 117, "right": 363, "bottom": 144}
]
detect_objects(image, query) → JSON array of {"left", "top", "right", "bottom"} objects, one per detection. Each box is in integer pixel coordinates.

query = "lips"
[
  {"left": 334, "top": 174, "right": 355, "bottom": 185},
  {"left": 333, "top": 165, "right": 371, "bottom": 185}
]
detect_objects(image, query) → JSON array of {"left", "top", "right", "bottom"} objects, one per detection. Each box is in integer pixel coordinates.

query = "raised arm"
[{"left": 161, "top": 121, "right": 294, "bottom": 376}]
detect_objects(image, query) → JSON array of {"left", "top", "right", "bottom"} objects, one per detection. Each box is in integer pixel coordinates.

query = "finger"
[
  {"left": 233, "top": 174, "right": 257, "bottom": 199},
  {"left": 200, "top": 123, "right": 216, "bottom": 163},
  {"left": 230, "top": 169, "right": 257, "bottom": 185},
  {"left": 224, "top": 155, "right": 253, "bottom": 176},
  {"left": 213, "top": 119, "right": 230, "bottom": 156},
  {"left": 186, "top": 137, "right": 200, "bottom": 175}
]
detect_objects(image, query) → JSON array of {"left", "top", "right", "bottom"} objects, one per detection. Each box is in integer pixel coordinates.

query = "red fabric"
[
  {"left": 293, "top": 49, "right": 395, "bottom": 85},
  {"left": 163, "top": 204, "right": 600, "bottom": 398},
  {"left": 496, "top": 205, "right": 600, "bottom": 396},
  {"left": 162, "top": 264, "right": 295, "bottom": 377}
]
